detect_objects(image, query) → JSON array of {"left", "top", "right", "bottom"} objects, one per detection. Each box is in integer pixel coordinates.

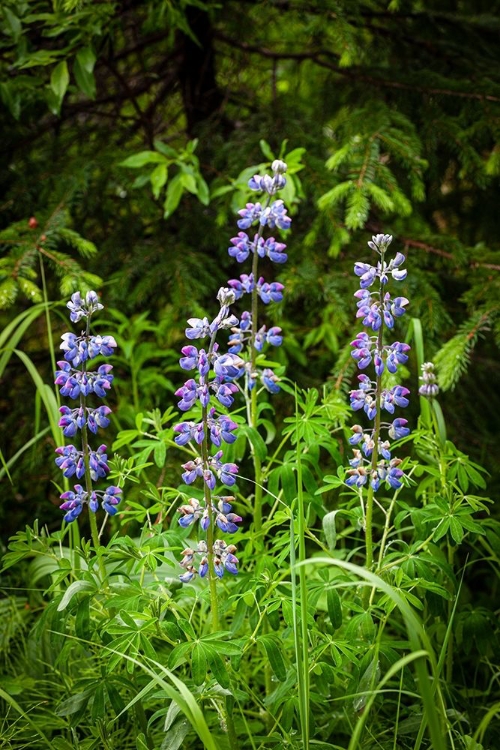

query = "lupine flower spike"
[
  {"left": 347, "top": 235, "right": 411, "bottom": 493},
  {"left": 226, "top": 159, "right": 290, "bottom": 396},
  {"left": 54, "top": 291, "right": 122, "bottom": 522},
  {"left": 175, "top": 288, "right": 243, "bottom": 581}
]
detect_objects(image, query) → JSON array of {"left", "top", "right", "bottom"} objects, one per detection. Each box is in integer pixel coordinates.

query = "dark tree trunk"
[{"left": 178, "top": 7, "right": 226, "bottom": 135}]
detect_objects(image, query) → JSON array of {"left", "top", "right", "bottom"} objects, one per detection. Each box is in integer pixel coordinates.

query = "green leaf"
[
  {"left": 120, "top": 151, "right": 166, "bottom": 168},
  {"left": 151, "top": 163, "right": 168, "bottom": 198},
  {"left": 196, "top": 176, "right": 210, "bottom": 205},
  {"left": 257, "top": 635, "right": 287, "bottom": 681},
  {"left": 75, "top": 597, "right": 91, "bottom": 639},
  {"left": 192, "top": 643, "right": 207, "bottom": 686},
  {"left": 260, "top": 139, "right": 275, "bottom": 160},
  {"left": 50, "top": 61, "right": 69, "bottom": 104},
  {"left": 242, "top": 425, "right": 267, "bottom": 462},
  {"left": 154, "top": 440, "right": 166, "bottom": 468},
  {"left": 91, "top": 683, "right": 106, "bottom": 722},
  {"left": 433, "top": 517, "right": 451, "bottom": 542},
  {"left": 3, "top": 8, "right": 22, "bottom": 41},
  {"left": 73, "top": 48, "right": 96, "bottom": 99},
  {"left": 57, "top": 580, "right": 96, "bottom": 611},
  {"left": 449, "top": 517, "right": 464, "bottom": 545},
  {"left": 205, "top": 646, "right": 230, "bottom": 688},
  {"left": 280, "top": 463, "right": 296, "bottom": 505},
  {"left": 164, "top": 174, "right": 184, "bottom": 218},
  {"left": 112, "top": 430, "right": 140, "bottom": 450},
  {"left": 322, "top": 510, "right": 340, "bottom": 551},
  {"left": 154, "top": 140, "right": 177, "bottom": 158},
  {"left": 327, "top": 588, "right": 342, "bottom": 630}
]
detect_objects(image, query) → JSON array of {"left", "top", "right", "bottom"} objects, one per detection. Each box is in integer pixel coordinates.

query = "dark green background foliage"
[
  {"left": 1, "top": 3, "right": 500, "bottom": 747},
  {"left": 2, "top": 0, "right": 500, "bottom": 535}
]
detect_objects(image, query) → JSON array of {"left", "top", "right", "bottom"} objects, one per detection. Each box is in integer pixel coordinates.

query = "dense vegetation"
[{"left": 1, "top": 2, "right": 499, "bottom": 749}]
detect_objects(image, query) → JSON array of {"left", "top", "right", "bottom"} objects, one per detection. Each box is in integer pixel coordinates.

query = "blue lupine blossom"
[
  {"left": 179, "top": 539, "right": 239, "bottom": 582},
  {"left": 176, "top": 160, "right": 293, "bottom": 582},
  {"left": 347, "top": 234, "right": 410, "bottom": 492},
  {"left": 175, "top": 288, "right": 242, "bottom": 581},
  {"left": 54, "top": 291, "right": 122, "bottom": 521},
  {"left": 178, "top": 496, "right": 242, "bottom": 533}
]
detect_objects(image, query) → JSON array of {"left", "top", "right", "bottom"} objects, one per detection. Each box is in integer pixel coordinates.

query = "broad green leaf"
[
  {"left": 164, "top": 174, "right": 184, "bottom": 218},
  {"left": 180, "top": 172, "right": 197, "bottom": 194},
  {"left": 241, "top": 425, "right": 267, "bottom": 462},
  {"left": 450, "top": 517, "right": 464, "bottom": 545},
  {"left": 154, "top": 440, "right": 166, "bottom": 467},
  {"left": 151, "top": 163, "right": 168, "bottom": 198},
  {"left": 205, "top": 646, "right": 230, "bottom": 688},
  {"left": 191, "top": 643, "right": 207, "bottom": 686},
  {"left": 57, "top": 580, "right": 96, "bottom": 611},
  {"left": 323, "top": 510, "right": 340, "bottom": 551},
  {"left": 257, "top": 635, "right": 287, "bottom": 681},
  {"left": 260, "top": 139, "right": 275, "bottom": 160},
  {"left": 3, "top": 8, "right": 22, "bottom": 40},
  {"left": 327, "top": 588, "right": 342, "bottom": 629},
  {"left": 90, "top": 683, "right": 105, "bottom": 721},
  {"left": 50, "top": 61, "right": 69, "bottom": 102},
  {"left": 75, "top": 597, "right": 91, "bottom": 639},
  {"left": 433, "top": 517, "right": 450, "bottom": 542},
  {"left": 196, "top": 175, "right": 210, "bottom": 205},
  {"left": 120, "top": 151, "right": 166, "bottom": 168},
  {"left": 154, "top": 140, "right": 177, "bottom": 158},
  {"left": 74, "top": 48, "right": 96, "bottom": 99},
  {"left": 280, "top": 463, "right": 296, "bottom": 504}
]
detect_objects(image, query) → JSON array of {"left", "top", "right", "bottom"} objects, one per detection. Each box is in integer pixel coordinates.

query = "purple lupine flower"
[
  {"left": 388, "top": 418, "right": 410, "bottom": 440},
  {"left": 228, "top": 232, "right": 255, "bottom": 262},
  {"left": 87, "top": 405, "right": 112, "bottom": 433},
  {"left": 55, "top": 291, "right": 123, "bottom": 522},
  {"left": 58, "top": 405, "right": 87, "bottom": 437},
  {"left": 175, "top": 379, "right": 199, "bottom": 411},
  {"left": 102, "top": 486, "right": 122, "bottom": 515},
  {"left": 228, "top": 273, "right": 255, "bottom": 298},
  {"left": 185, "top": 317, "right": 211, "bottom": 340},
  {"left": 260, "top": 200, "right": 291, "bottom": 230},
  {"left": 67, "top": 291, "right": 103, "bottom": 323},
  {"left": 346, "top": 235, "right": 410, "bottom": 493},
  {"left": 248, "top": 172, "right": 286, "bottom": 194},
  {"left": 59, "top": 484, "right": 87, "bottom": 522},
  {"left": 261, "top": 237, "right": 288, "bottom": 263},
  {"left": 237, "top": 202, "right": 264, "bottom": 229}
]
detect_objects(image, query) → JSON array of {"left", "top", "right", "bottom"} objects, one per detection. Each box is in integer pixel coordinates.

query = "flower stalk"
[{"left": 346, "top": 235, "right": 411, "bottom": 598}]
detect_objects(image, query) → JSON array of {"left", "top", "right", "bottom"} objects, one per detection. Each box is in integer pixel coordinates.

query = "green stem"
[
  {"left": 80, "top": 315, "right": 107, "bottom": 582},
  {"left": 247, "top": 195, "right": 272, "bottom": 536},
  {"left": 296, "top": 431, "right": 310, "bottom": 749},
  {"left": 38, "top": 253, "right": 59, "bottom": 408},
  {"left": 200, "top": 400, "right": 220, "bottom": 632},
  {"left": 250, "top": 236, "right": 263, "bottom": 535},
  {"left": 363, "top": 251, "right": 385, "bottom": 608}
]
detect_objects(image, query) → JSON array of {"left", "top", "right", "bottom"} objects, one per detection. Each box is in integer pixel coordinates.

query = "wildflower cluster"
[
  {"left": 175, "top": 160, "right": 292, "bottom": 581},
  {"left": 54, "top": 292, "right": 122, "bottom": 522},
  {"left": 226, "top": 159, "right": 290, "bottom": 395},
  {"left": 175, "top": 288, "right": 243, "bottom": 582},
  {"left": 347, "top": 235, "right": 411, "bottom": 491}
]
